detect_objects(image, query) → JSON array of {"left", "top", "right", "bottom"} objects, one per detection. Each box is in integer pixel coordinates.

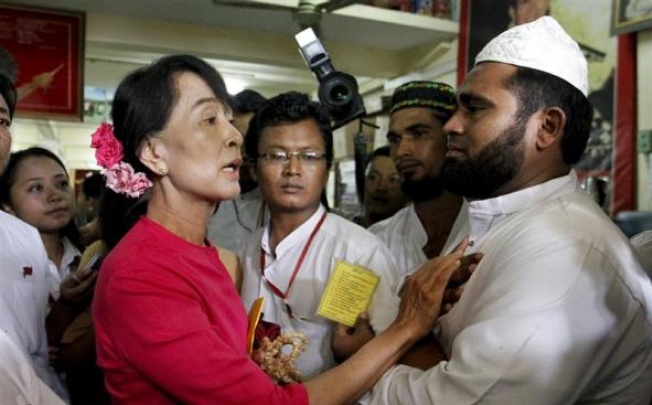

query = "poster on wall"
[
  {"left": 458, "top": 0, "right": 634, "bottom": 214},
  {"left": 0, "top": 4, "right": 85, "bottom": 121},
  {"left": 611, "top": 0, "right": 652, "bottom": 35}
]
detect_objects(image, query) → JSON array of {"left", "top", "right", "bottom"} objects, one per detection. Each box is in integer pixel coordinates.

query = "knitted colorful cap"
[{"left": 389, "top": 81, "right": 456, "bottom": 118}]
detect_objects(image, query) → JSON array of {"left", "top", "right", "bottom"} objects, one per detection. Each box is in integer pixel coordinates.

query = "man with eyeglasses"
[{"left": 239, "top": 91, "right": 401, "bottom": 379}]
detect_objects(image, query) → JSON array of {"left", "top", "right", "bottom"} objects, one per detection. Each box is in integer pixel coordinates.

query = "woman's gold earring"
[{"left": 158, "top": 167, "right": 167, "bottom": 175}]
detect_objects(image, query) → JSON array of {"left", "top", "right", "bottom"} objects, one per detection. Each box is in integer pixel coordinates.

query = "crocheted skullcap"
[
  {"left": 475, "top": 16, "right": 588, "bottom": 96},
  {"left": 389, "top": 81, "right": 456, "bottom": 118}
]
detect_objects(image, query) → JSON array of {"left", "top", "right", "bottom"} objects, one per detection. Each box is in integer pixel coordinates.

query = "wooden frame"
[
  {"left": 0, "top": 3, "right": 85, "bottom": 121},
  {"left": 611, "top": 0, "right": 652, "bottom": 35}
]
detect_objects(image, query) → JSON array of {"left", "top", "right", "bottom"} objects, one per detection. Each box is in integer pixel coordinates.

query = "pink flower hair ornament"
[{"left": 90, "top": 123, "right": 152, "bottom": 198}]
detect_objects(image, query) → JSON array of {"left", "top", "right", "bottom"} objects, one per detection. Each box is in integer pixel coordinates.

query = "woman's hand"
[
  {"left": 440, "top": 248, "right": 483, "bottom": 315},
  {"left": 393, "top": 239, "right": 470, "bottom": 338},
  {"left": 59, "top": 266, "right": 97, "bottom": 305}
]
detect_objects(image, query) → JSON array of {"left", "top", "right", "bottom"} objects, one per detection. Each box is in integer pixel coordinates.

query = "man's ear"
[
  {"left": 138, "top": 138, "right": 167, "bottom": 174},
  {"left": 536, "top": 106, "right": 566, "bottom": 151}
]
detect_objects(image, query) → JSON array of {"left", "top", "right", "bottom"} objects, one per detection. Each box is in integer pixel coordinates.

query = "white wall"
[{"left": 11, "top": 119, "right": 99, "bottom": 172}]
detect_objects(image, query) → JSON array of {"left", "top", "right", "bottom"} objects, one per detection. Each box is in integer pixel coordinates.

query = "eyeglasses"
[{"left": 258, "top": 150, "right": 327, "bottom": 164}]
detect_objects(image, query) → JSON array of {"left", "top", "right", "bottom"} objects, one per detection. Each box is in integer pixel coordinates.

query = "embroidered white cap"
[{"left": 475, "top": 16, "right": 588, "bottom": 97}]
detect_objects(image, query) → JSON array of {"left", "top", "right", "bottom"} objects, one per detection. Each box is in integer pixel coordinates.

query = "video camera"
[{"left": 295, "top": 28, "right": 366, "bottom": 130}]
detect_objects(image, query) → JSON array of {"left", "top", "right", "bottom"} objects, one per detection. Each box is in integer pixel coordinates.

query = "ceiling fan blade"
[
  {"left": 211, "top": 0, "right": 290, "bottom": 12},
  {"left": 320, "top": 0, "right": 363, "bottom": 13}
]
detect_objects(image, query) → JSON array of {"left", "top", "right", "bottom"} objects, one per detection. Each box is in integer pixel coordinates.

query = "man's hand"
[{"left": 331, "top": 312, "right": 375, "bottom": 363}]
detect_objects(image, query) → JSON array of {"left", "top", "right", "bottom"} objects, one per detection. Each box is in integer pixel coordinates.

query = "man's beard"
[
  {"left": 441, "top": 120, "right": 526, "bottom": 200},
  {"left": 401, "top": 175, "right": 445, "bottom": 203}
]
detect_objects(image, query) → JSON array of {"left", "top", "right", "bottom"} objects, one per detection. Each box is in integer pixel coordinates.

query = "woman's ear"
[
  {"left": 536, "top": 106, "right": 566, "bottom": 151},
  {"left": 138, "top": 138, "right": 167, "bottom": 174}
]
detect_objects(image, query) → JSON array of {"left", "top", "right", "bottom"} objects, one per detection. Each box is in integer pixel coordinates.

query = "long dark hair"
[
  {"left": 0, "top": 147, "right": 83, "bottom": 251},
  {"left": 99, "top": 54, "right": 231, "bottom": 250}
]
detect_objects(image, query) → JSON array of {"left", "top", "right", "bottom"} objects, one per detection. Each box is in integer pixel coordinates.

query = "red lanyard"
[{"left": 259, "top": 211, "right": 327, "bottom": 318}]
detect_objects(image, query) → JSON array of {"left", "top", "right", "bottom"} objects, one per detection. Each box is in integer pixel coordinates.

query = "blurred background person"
[
  {"left": 76, "top": 171, "right": 104, "bottom": 245},
  {"left": 352, "top": 145, "right": 409, "bottom": 228},
  {"left": 208, "top": 89, "right": 268, "bottom": 254}
]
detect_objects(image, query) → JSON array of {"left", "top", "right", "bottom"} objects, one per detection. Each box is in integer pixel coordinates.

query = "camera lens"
[
  {"left": 320, "top": 74, "right": 356, "bottom": 109},
  {"left": 329, "top": 83, "right": 351, "bottom": 104}
]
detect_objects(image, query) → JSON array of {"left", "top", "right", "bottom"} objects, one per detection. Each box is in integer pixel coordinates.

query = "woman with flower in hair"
[{"left": 91, "top": 54, "right": 468, "bottom": 405}]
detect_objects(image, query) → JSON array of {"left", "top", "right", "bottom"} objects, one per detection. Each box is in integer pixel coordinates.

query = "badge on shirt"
[
  {"left": 22, "top": 266, "right": 33, "bottom": 278},
  {"left": 317, "top": 261, "right": 380, "bottom": 327}
]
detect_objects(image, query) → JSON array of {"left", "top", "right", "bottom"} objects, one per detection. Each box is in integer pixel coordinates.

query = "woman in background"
[{"left": 0, "top": 147, "right": 84, "bottom": 300}]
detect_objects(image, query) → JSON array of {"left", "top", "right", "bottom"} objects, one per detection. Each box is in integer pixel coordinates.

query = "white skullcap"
[{"left": 475, "top": 16, "right": 588, "bottom": 97}]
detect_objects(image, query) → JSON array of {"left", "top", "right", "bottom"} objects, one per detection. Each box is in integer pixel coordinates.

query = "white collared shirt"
[
  {"left": 241, "top": 205, "right": 400, "bottom": 379},
  {"left": 368, "top": 204, "right": 427, "bottom": 278},
  {"left": 0, "top": 211, "right": 63, "bottom": 397},
  {"left": 368, "top": 171, "right": 652, "bottom": 404},
  {"left": 46, "top": 237, "right": 81, "bottom": 301},
  {"left": 369, "top": 202, "right": 464, "bottom": 280},
  {"left": 0, "top": 330, "right": 65, "bottom": 405}
]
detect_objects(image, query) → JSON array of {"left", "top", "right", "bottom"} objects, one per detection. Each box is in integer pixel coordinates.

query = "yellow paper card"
[
  {"left": 317, "top": 261, "right": 380, "bottom": 327},
  {"left": 247, "top": 297, "right": 265, "bottom": 355}
]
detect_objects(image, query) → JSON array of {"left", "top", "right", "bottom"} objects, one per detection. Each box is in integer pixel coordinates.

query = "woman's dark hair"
[
  {"left": 244, "top": 91, "right": 334, "bottom": 170},
  {"left": 0, "top": 147, "right": 83, "bottom": 251},
  {"left": 504, "top": 66, "right": 594, "bottom": 165},
  {"left": 100, "top": 54, "right": 230, "bottom": 250},
  {"left": 82, "top": 171, "right": 104, "bottom": 199},
  {"left": 0, "top": 73, "right": 17, "bottom": 119}
]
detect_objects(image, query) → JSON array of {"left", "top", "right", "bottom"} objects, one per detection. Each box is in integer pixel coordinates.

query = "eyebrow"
[
  {"left": 192, "top": 97, "right": 223, "bottom": 111},
  {"left": 22, "top": 173, "right": 68, "bottom": 182},
  {"left": 0, "top": 106, "right": 10, "bottom": 116},
  {"left": 387, "top": 122, "right": 431, "bottom": 136},
  {"left": 458, "top": 91, "right": 494, "bottom": 107}
]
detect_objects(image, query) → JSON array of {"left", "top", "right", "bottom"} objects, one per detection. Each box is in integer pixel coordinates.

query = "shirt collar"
[
  {"left": 261, "top": 204, "right": 326, "bottom": 257},
  {"left": 466, "top": 170, "right": 579, "bottom": 241}
]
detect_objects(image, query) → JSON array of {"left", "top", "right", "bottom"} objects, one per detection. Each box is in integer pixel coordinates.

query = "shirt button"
[{"left": 469, "top": 240, "right": 475, "bottom": 247}]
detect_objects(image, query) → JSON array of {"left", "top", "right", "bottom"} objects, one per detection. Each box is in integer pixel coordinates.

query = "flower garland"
[
  {"left": 252, "top": 333, "right": 308, "bottom": 384},
  {"left": 251, "top": 319, "right": 308, "bottom": 384},
  {"left": 90, "top": 123, "right": 152, "bottom": 198}
]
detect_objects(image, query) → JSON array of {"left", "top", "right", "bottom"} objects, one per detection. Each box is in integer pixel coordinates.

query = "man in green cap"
[{"left": 369, "top": 81, "right": 463, "bottom": 280}]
